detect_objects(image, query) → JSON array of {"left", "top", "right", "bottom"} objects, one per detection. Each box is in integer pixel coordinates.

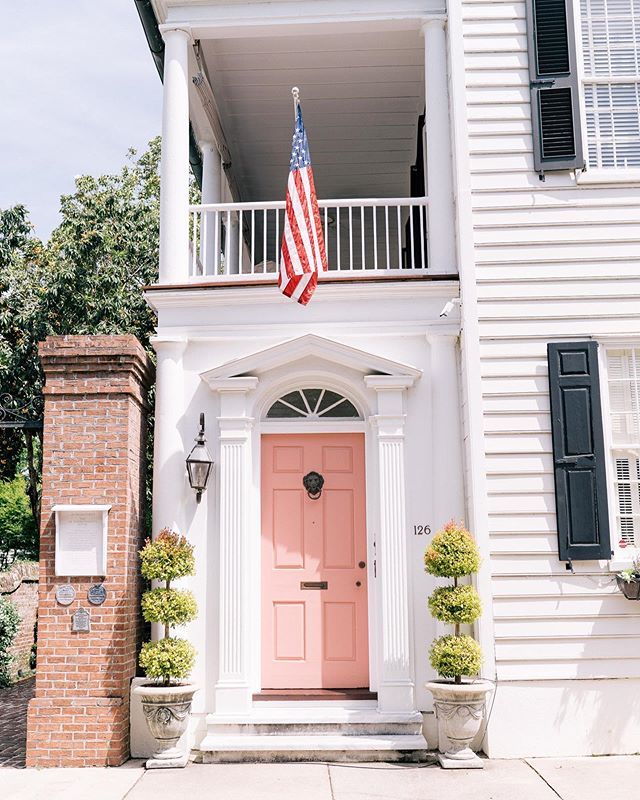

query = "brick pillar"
[{"left": 26, "top": 336, "right": 154, "bottom": 768}]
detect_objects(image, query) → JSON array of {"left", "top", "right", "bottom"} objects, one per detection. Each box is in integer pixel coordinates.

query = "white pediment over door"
[{"left": 199, "top": 333, "right": 422, "bottom": 387}]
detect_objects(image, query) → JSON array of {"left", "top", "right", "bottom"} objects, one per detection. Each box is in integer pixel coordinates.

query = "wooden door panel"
[
  {"left": 272, "top": 490, "right": 305, "bottom": 568},
  {"left": 261, "top": 433, "right": 368, "bottom": 689},
  {"left": 323, "top": 602, "right": 356, "bottom": 661},
  {"left": 322, "top": 489, "right": 355, "bottom": 569},
  {"left": 273, "top": 602, "right": 306, "bottom": 661}
]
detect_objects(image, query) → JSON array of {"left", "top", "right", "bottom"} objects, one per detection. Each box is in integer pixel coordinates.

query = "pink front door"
[{"left": 261, "top": 433, "right": 369, "bottom": 689}]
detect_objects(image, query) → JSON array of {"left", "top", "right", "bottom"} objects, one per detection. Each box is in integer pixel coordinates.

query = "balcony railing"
[{"left": 188, "top": 197, "right": 429, "bottom": 280}]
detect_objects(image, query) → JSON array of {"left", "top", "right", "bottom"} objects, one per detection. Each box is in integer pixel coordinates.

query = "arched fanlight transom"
[{"left": 266, "top": 388, "right": 361, "bottom": 420}]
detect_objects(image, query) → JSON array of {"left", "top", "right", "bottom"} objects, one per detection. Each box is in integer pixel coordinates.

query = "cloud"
[{"left": 0, "top": 0, "right": 162, "bottom": 239}]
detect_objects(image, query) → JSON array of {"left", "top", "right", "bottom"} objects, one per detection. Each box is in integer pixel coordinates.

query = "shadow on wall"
[{"left": 485, "top": 583, "right": 640, "bottom": 757}]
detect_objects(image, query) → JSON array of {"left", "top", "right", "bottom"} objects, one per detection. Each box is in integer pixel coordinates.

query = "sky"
[{"left": 0, "top": 0, "right": 162, "bottom": 240}]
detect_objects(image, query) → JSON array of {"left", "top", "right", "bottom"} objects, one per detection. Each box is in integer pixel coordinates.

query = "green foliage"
[
  {"left": 429, "top": 635, "right": 482, "bottom": 680},
  {"left": 425, "top": 522, "right": 484, "bottom": 683},
  {"left": 139, "top": 529, "right": 195, "bottom": 583},
  {"left": 0, "top": 138, "right": 197, "bottom": 518},
  {"left": 0, "top": 597, "right": 20, "bottom": 687},
  {"left": 139, "top": 638, "right": 196, "bottom": 685},
  {"left": 141, "top": 588, "right": 197, "bottom": 627},
  {"left": 424, "top": 521, "right": 481, "bottom": 578},
  {"left": 29, "top": 618, "right": 37, "bottom": 671},
  {"left": 618, "top": 554, "right": 640, "bottom": 582},
  {"left": 139, "top": 529, "right": 198, "bottom": 685},
  {"left": 428, "top": 585, "right": 482, "bottom": 625},
  {"left": 0, "top": 477, "right": 38, "bottom": 570}
]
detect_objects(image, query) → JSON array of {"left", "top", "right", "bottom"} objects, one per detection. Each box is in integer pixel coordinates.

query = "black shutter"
[
  {"left": 526, "top": 0, "right": 584, "bottom": 173},
  {"left": 548, "top": 342, "right": 612, "bottom": 561}
]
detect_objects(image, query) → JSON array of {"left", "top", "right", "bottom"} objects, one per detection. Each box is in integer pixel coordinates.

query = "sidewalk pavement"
[{"left": 1, "top": 756, "right": 638, "bottom": 800}]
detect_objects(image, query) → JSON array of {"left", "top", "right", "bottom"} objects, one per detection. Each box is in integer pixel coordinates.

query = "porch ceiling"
[{"left": 199, "top": 28, "right": 425, "bottom": 202}]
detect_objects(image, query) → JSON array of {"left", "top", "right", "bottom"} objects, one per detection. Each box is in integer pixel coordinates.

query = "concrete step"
[
  {"left": 205, "top": 709, "right": 424, "bottom": 736},
  {"left": 197, "top": 733, "right": 431, "bottom": 763}
]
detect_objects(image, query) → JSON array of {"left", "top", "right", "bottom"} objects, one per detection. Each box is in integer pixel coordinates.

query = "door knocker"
[{"left": 303, "top": 471, "right": 324, "bottom": 500}]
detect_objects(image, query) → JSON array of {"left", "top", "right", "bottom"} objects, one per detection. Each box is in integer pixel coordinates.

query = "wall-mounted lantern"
[{"left": 186, "top": 413, "right": 214, "bottom": 503}]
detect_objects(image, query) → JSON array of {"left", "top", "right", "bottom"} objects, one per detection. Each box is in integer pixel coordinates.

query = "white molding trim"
[
  {"left": 164, "top": 1, "right": 447, "bottom": 38},
  {"left": 209, "top": 376, "right": 259, "bottom": 714},
  {"left": 200, "top": 334, "right": 422, "bottom": 383},
  {"left": 366, "top": 377, "right": 415, "bottom": 711},
  {"left": 364, "top": 375, "right": 418, "bottom": 391},
  {"left": 145, "top": 280, "right": 460, "bottom": 311},
  {"left": 446, "top": 0, "right": 497, "bottom": 686}
]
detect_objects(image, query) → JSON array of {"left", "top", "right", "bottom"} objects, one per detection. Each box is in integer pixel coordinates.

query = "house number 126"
[{"left": 413, "top": 525, "right": 431, "bottom": 536}]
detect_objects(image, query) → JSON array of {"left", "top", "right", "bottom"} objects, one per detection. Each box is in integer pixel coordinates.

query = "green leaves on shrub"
[
  {"left": 139, "top": 528, "right": 198, "bottom": 684},
  {"left": 424, "top": 521, "right": 481, "bottom": 578},
  {"left": 0, "top": 477, "right": 38, "bottom": 570},
  {"left": 428, "top": 585, "right": 482, "bottom": 625},
  {"left": 139, "top": 638, "right": 196, "bottom": 684},
  {"left": 139, "top": 529, "right": 195, "bottom": 582},
  {"left": 0, "top": 598, "right": 20, "bottom": 687},
  {"left": 429, "top": 635, "right": 482, "bottom": 680},
  {"left": 141, "top": 588, "right": 197, "bottom": 627}
]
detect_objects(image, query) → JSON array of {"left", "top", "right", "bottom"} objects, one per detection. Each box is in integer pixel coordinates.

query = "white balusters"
[{"left": 188, "top": 197, "right": 429, "bottom": 280}]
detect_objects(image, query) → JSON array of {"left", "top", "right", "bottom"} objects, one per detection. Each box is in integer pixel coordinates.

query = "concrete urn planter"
[
  {"left": 133, "top": 683, "right": 196, "bottom": 768},
  {"left": 425, "top": 680, "right": 494, "bottom": 769}
]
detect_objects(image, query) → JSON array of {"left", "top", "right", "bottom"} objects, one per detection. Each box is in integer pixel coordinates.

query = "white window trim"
[
  {"left": 598, "top": 339, "right": 640, "bottom": 568},
  {"left": 573, "top": 0, "right": 640, "bottom": 183}
]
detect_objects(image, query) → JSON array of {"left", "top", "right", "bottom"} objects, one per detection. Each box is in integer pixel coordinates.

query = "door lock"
[{"left": 358, "top": 561, "right": 366, "bottom": 569}]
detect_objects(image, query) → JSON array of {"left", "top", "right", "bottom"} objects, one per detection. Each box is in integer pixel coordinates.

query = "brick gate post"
[{"left": 26, "top": 336, "right": 154, "bottom": 767}]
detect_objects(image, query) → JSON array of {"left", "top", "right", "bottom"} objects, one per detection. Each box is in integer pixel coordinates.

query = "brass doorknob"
[{"left": 355, "top": 580, "right": 362, "bottom": 587}]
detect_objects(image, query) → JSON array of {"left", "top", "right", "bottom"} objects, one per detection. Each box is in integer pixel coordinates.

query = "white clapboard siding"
[
  {"left": 489, "top": 532, "right": 558, "bottom": 555},
  {"left": 495, "top": 615, "right": 640, "bottom": 638},
  {"left": 463, "top": 0, "right": 640, "bottom": 681}
]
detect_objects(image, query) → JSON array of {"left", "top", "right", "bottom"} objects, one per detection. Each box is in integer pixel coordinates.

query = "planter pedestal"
[
  {"left": 133, "top": 684, "right": 196, "bottom": 769},
  {"left": 425, "top": 680, "right": 494, "bottom": 769}
]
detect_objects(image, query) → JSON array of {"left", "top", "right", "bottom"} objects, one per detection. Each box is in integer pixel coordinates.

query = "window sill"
[{"left": 576, "top": 168, "right": 640, "bottom": 186}]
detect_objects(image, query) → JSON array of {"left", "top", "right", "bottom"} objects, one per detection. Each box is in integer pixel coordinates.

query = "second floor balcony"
[
  {"left": 189, "top": 197, "right": 429, "bottom": 281},
  {"left": 146, "top": 0, "right": 457, "bottom": 287}
]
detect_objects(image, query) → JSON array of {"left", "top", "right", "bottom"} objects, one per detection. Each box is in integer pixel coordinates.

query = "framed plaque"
[{"left": 53, "top": 504, "right": 111, "bottom": 577}]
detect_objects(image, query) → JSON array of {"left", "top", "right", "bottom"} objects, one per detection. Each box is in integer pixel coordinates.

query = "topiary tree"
[
  {"left": 425, "top": 521, "right": 482, "bottom": 684},
  {"left": 0, "top": 597, "right": 20, "bottom": 687},
  {"left": 139, "top": 528, "right": 197, "bottom": 687}
]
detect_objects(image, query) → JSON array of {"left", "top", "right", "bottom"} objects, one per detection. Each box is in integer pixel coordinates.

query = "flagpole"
[{"left": 291, "top": 86, "right": 300, "bottom": 120}]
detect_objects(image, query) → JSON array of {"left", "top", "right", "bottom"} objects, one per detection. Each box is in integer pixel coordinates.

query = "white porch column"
[
  {"left": 422, "top": 18, "right": 456, "bottom": 275},
  {"left": 200, "top": 141, "right": 222, "bottom": 275},
  {"left": 209, "top": 377, "right": 258, "bottom": 714},
  {"left": 152, "top": 338, "right": 188, "bottom": 536},
  {"left": 365, "top": 375, "right": 417, "bottom": 712},
  {"left": 159, "top": 27, "right": 191, "bottom": 284}
]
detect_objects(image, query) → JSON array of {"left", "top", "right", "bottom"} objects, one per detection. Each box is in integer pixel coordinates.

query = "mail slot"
[{"left": 300, "top": 581, "right": 328, "bottom": 590}]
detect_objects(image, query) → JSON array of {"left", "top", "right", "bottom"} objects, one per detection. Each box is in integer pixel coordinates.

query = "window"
[
  {"left": 580, "top": 0, "right": 640, "bottom": 168},
  {"left": 266, "top": 389, "right": 360, "bottom": 420},
  {"left": 606, "top": 347, "right": 640, "bottom": 546}
]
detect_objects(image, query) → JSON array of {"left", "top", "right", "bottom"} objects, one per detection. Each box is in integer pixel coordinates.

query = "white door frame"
[{"left": 202, "top": 334, "right": 421, "bottom": 715}]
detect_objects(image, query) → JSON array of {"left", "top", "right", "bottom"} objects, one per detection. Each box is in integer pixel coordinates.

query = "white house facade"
[{"left": 131, "top": 0, "right": 640, "bottom": 760}]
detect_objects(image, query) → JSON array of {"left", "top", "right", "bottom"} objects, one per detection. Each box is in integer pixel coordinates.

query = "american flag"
[{"left": 279, "top": 101, "right": 327, "bottom": 305}]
